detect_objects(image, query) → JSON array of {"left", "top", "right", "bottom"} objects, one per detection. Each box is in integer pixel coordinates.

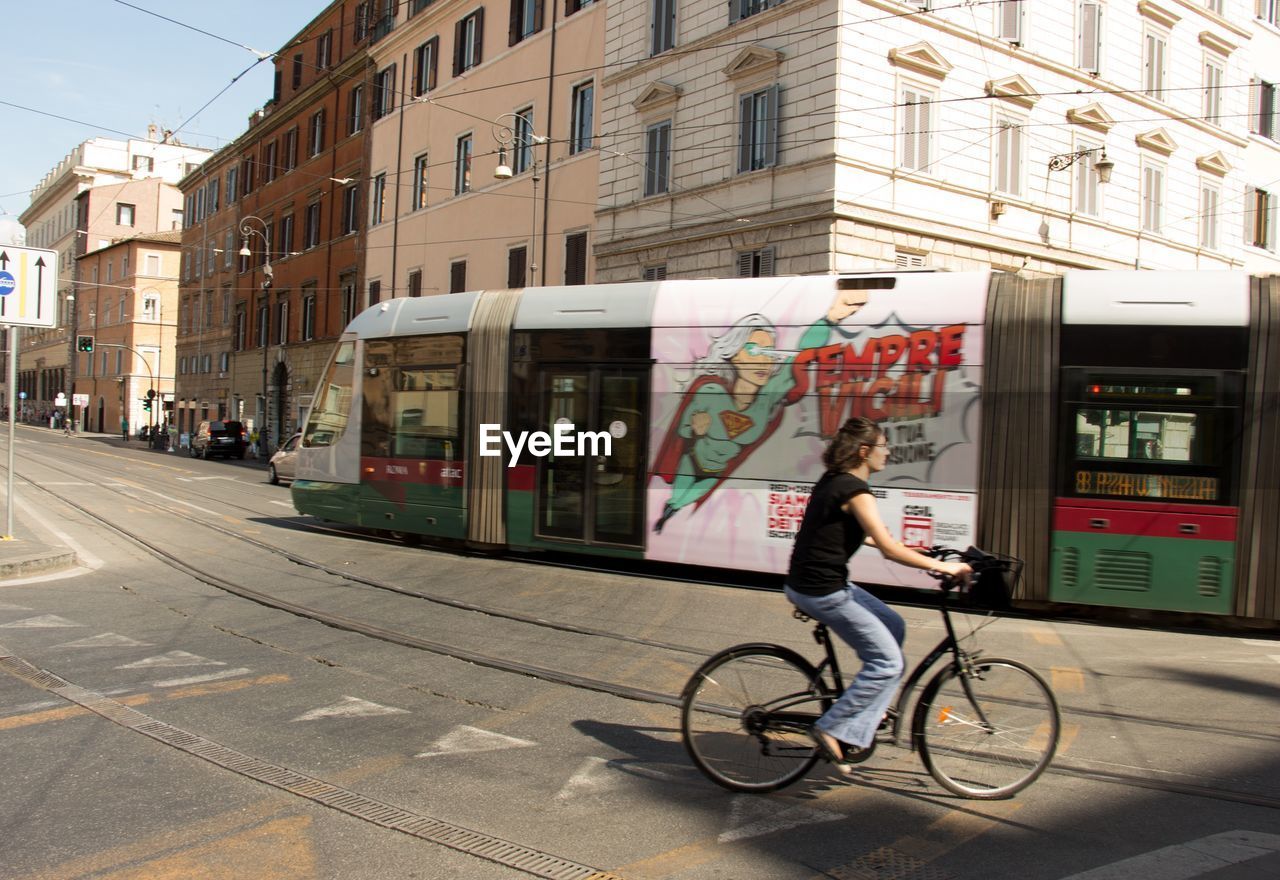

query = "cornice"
[
  {"left": 1198, "top": 30, "right": 1237, "bottom": 56},
  {"left": 1066, "top": 102, "right": 1117, "bottom": 133},
  {"left": 1196, "top": 150, "right": 1232, "bottom": 175},
  {"left": 1137, "top": 0, "right": 1182, "bottom": 31},
  {"left": 1136, "top": 127, "right": 1179, "bottom": 155},
  {"left": 887, "top": 42, "right": 953, "bottom": 80}
]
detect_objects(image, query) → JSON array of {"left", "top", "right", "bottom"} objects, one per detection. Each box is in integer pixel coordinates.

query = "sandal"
[{"left": 808, "top": 727, "right": 855, "bottom": 776}]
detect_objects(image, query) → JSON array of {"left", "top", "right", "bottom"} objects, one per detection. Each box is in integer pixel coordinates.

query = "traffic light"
[
  {"left": 141, "top": 398, "right": 152, "bottom": 412},
  {"left": 76, "top": 335, "right": 94, "bottom": 352}
]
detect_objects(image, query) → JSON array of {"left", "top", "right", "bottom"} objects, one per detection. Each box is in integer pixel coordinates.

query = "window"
[
  {"left": 342, "top": 280, "right": 358, "bottom": 325},
  {"left": 565, "top": 231, "right": 587, "bottom": 285},
  {"left": 279, "top": 214, "right": 294, "bottom": 256},
  {"left": 369, "top": 279, "right": 383, "bottom": 305},
  {"left": 509, "top": 0, "right": 543, "bottom": 44},
  {"left": 570, "top": 82, "right": 594, "bottom": 154},
  {"left": 899, "top": 85, "right": 933, "bottom": 172},
  {"left": 413, "top": 37, "right": 438, "bottom": 96},
  {"left": 225, "top": 229, "right": 234, "bottom": 267},
  {"left": 997, "top": 0, "right": 1022, "bottom": 44},
  {"left": 342, "top": 185, "right": 359, "bottom": 234},
  {"left": 653, "top": 0, "right": 676, "bottom": 54},
  {"left": 896, "top": 251, "right": 927, "bottom": 269},
  {"left": 1260, "top": 0, "right": 1278, "bottom": 25},
  {"left": 222, "top": 287, "right": 231, "bottom": 325},
  {"left": 1200, "top": 184, "right": 1219, "bottom": 249},
  {"left": 304, "top": 202, "right": 322, "bottom": 248},
  {"left": 263, "top": 140, "right": 278, "bottom": 182},
  {"left": 565, "top": 0, "right": 594, "bottom": 12},
  {"left": 173, "top": 208, "right": 184, "bottom": 229},
  {"left": 234, "top": 306, "right": 246, "bottom": 351},
  {"left": 408, "top": 269, "right": 423, "bottom": 297},
  {"left": 257, "top": 298, "right": 269, "bottom": 347},
  {"left": 1250, "top": 79, "right": 1277, "bottom": 139},
  {"left": 242, "top": 156, "right": 255, "bottom": 194},
  {"left": 374, "top": 65, "right": 397, "bottom": 119},
  {"left": 1079, "top": 1, "right": 1101, "bottom": 74},
  {"left": 455, "top": 134, "right": 473, "bottom": 194},
  {"left": 226, "top": 167, "right": 238, "bottom": 204},
  {"left": 292, "top": 53, "right": 304, "bottom": 89},
  {"left": 355, "top": 2, "right": 370, "bottom": 40},
  {"left": 220, "top": 351, "right": 229, "bottom": 372},
  {"left": 283, "top": 128, "right": 298, "bottom": 171},
  {"left": 450, "top": 261, "right": 467, "bottom": 293},
  {"left": 1074, "top": 143, "right": 1101, "bottom": 216},
  {"left": 1144, "top": 30, "right": 1167, "bottom": 100},
  {"left": 994, "top": 117, "right": 1023, "bottom": 196},
  {"left": 276, "top": 298, "right": 289, "bottom": 345},
  {"left": 508, "top": 246, "right": 527, "bottom": 287},
  {"left": 737, "top": 247, "right": 775, "bottom": 277},
  {"left": 643, "top": 264, "right": 667, "bottom": 281},
  {"left": 513, "top": 108, "right": 534, "bottom": 174},
  {"left": 737, "top": 85, "right": 780, "bottom": 173},
  {"left": 303, "top": 290, "right": 317, "bottom": 340},
  {"left": 117, "top": 203, "right": 135, "bottom": 226},
  {"left": 349, "top": 86, "right": 365, "bottom": 135},
  {"left": 454, "top": 9, "right": 484, "bottom": 75},
  {"left": 1204, "top": 58, "right": 1224, "bottom": 122},
  {"left": 412, "top": 154, "right": 430, "bottom": 209},
  {"left": 1142, "top": 162, "right": 1164, "bottom": 234},
  {"left": 1245, "top": 185, "right": 1277, "bottom": 250},
  {"left": 132, "top": 155, "right": 154, "bottom": 172},
  {"left": 411, "top": 0, "right": 434, "bottom": 14},
  {"left": 730, "top": 0, "right": 782, "bottom": 24},
  {"left": 317, "top": 29, "right": 333, "bottom": 70},
  {"left": 208, "top": 178, "right": 221, "bottom": 213},
  {"left": 146, "top": 254, "right": 161, "bottom": 275},
  {"left": 371, "top": 173, "right": 387, "bottom": 225},
  {"left": 309, "top": 110, "right": 325, "bottom": 157},
  {"left": 644, "top": 120, "right": 671, "bottom": 195}
]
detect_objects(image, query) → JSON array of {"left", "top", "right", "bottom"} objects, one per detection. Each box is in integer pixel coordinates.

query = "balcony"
[{"left": 370, "top": 14, "right": 394, "bottom": 44}]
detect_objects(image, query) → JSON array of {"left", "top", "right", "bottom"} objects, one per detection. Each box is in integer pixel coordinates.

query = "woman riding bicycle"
[{"left": 785, "top": 416, "right": 971, "bottom": 774}]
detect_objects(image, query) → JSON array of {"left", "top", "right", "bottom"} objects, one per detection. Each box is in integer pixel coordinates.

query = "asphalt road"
[{"left": 1, "top": 427, "right": 1278, "bottom": 880}]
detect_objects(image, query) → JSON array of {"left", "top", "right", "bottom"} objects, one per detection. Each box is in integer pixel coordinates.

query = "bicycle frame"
[{"left": 806, "top": 586, "right": 981, "bottom": 751}]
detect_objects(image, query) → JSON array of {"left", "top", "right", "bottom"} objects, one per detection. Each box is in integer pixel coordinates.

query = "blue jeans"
[{"left": 784, "top": 582, "right": 905, "bottom": 749}]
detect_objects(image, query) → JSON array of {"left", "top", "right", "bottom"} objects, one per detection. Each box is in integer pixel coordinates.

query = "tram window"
[
  {"left": 393, "top": 367, "right": 460, "bottom": 458},
  {"left": 303, "top": 341, "right": 355, "bottom": 447},
  {"left": 1074, "top": 409, "right": 1196, "bottom": 462}
]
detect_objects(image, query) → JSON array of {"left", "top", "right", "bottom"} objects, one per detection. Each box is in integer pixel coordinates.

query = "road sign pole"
[{"left": 5, "top": 324, "right": 17, "bottom": 539}]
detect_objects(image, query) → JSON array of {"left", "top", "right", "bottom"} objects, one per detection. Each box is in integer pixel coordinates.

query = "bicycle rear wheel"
[
  {"left": 915, "top": 657, "right": 1059, "bottom": 799},
  {"left": 681, "top": 645, "right": 828, "bottom": 792}
]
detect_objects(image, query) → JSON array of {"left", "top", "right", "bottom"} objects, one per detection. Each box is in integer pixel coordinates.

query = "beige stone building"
[
  {"left": 71, "top": 231, "right": 180, "bottom": 436},
  {"left": 594, "top": 0, "right": 1270, "bottom": 279},
  {"left": 363, "top": 0, "right": 605, "bottom": 298},
  {"left": 17, "top": 132, "right": 209, "bottom": 422}
]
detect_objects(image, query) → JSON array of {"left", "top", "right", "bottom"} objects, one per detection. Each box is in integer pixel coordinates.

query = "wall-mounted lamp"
[{"left": 1047, "top": 147, "right": 1114, "bottom": 184}]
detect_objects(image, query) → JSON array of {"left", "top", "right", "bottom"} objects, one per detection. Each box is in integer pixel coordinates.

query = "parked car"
[
  {"left": 269, "top": 433, "right": 302, "bottom": 484},
  {"left": 189, "top": 420, "right": 248, "bottom": 460}
]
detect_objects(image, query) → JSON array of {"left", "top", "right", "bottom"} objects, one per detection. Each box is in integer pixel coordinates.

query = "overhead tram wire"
[{"left": 108, "top": 0, "right": 275, "bottom": 58}]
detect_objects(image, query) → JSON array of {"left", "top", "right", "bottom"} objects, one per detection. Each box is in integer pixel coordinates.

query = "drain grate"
[{"left": 0, "top": 644, "right": 622, "bottom": 880}]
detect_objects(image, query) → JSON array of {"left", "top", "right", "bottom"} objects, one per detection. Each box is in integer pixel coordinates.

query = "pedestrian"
[
  {"left": 121, "top": 417, "right": 129, "bottom": 442},
  {"left": 250, "top": 428, "right": 259, "bottom": 457}
]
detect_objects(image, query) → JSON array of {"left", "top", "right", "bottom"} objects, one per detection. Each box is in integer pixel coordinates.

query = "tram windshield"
[{"left": 303, "top": 341, "right": 355, "bottom": 447}]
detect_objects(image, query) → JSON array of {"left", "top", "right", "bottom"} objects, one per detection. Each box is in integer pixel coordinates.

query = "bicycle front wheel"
[
  {"left": 681, "top": 645, "right": 828, "bottom": 792},
  {"left": 915, "top": 657, "right": 1059, "bottom": 799}
]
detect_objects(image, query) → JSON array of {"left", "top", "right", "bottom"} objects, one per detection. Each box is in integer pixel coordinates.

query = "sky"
[{"left": 0, "top": 1, "right": 324, "bottom": 243}]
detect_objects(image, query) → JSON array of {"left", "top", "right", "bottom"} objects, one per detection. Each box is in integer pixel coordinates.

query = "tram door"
[{"left": 536, "top": 367, "right": 647, "bottom": 548}]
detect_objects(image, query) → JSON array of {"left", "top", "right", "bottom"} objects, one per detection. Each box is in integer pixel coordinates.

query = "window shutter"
[
  {"left": 763, "top": 84, "right": 780, "bottom": 168},
  {"left": 737, "top": 251, "right": 754, "bottom": 277},
  {"left": 738, "top": 94, "right": 753, "bottom": 173},
  {"left": 758, "top": 246, "right": 775, "bottom": 277},
  {"left": 1269, "top": 192, "right": 1279, "bottom": 251},
  {"left": 508, "top": 248, "right": 526, "bottom": 287},
  {"left": 565, "top": 232, "right": 587, "bottom": 284},
  {"left": 901, "top": 90, "right": 917, "bottom": 168},
  {"left": 428, "top": 38, "right": 438, "bottom": 90},
  {"left": 473, "top": 8, "right": 485, "bottom": 65},
  {"left": 1081, "top": 2, "right": 1100, "bottom": 73},
  {"left": 534, "top": 0, "right": 544, "bottom": 32},
  {"left": 1000, "top": 0, "right": 1021, "bottom": 42},
  {"left": 1245, "top": 185, "right": 1257, "bottom": 244},
  {"left": 1273, "top": 86, "right": 1280, "bottom": 142},
  {"left": 916, "top": 95, "right": 931, "bottom": 170},
  {"left": 450, "top": 261, "right": 467, "bottom": 293},
  {"left": 510, "top": 0, "right": 521, "bottom": 45},
  {"left": 643, "top": 265, "right": 667, "bottom": 281},
  {"left": 454, "top": 19, "right": 465, "bottom": 75},
  {"left": 1249, "top": 79, "right": 1260, "bottom": 133},
  {"left": 730, "top": 0, "right": 743, "bottom": 24}
]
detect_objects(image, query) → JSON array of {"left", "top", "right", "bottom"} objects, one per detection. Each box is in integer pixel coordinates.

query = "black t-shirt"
[{"left": 786, "top": 472, "right": 874, "bottom": 596}]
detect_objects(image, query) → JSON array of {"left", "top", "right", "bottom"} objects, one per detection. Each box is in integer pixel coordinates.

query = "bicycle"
[{"left": 680, "top": 547, "right": 1060, "bottom": 799}]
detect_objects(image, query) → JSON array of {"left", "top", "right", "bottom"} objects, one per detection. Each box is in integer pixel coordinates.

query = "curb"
[{"left": 0, "top": 542, "right": 80, "bottom": 580}]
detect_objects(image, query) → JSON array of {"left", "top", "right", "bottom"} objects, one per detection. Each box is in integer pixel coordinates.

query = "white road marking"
[
  {"left": 116, "top": 651, "right": 226, "bottom": 669},
  {"left": 13, "top": 494, "right": 104, "bottom": 571},
  {"left": 1057, "top": 830, "right": 1280, "bottom": 879},
  {"left": 416, "top": 724, "right": 536, "bottom": 758},
  {"left": 54, "top": 633, "right": 152, "bottom": 648},
  {"left": 718, "top": 795, "right": 844, "bottom": 844},
  {"left": 1238, "top": 639, "right": 1279, "bottom": 646},
  {"left": 152, "top": 668, "right": 253, "bottom": 688},
  {"left": 37, "top": 482, "right": 92, "bottom": 486},
  {"left": 0, "top": 603, "right": 33, "bottom": 611},
  {"left": 292, "top": 696, "right": 410, "bottom": 722},
  {"left": 0, "top": 614, "right": 84, "bottom": 628},
  {"left": 268, "top": 500, "right": 294, "bottom": 508},
  {"left": 1270, "top": 655, "right": 1280, "bottom": 665},
  {"left": 556, "top": 757, "right": 615, "bottom": 800}
]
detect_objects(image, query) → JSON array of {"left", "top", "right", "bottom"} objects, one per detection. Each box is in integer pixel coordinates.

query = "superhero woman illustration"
[{"left": 652, "top": 287, "right": 870, "bottom": 533}]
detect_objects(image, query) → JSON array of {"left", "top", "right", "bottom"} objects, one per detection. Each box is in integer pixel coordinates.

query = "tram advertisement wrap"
[{"left": 645, "top": 273, "right": 988, "bottom": 581}]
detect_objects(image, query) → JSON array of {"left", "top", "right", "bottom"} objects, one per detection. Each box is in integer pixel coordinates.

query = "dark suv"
[{"left": 189, "top": 420, "right": 248, "bottom": 460}]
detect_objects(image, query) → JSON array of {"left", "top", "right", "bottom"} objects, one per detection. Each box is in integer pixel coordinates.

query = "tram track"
[{"left": 9, "top": 444, "right": 1280, "bottom": 812}]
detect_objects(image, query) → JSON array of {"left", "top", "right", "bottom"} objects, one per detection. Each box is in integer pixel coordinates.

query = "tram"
[{"left": 292, "top": 270, "right": 1280, "bottom": 625}]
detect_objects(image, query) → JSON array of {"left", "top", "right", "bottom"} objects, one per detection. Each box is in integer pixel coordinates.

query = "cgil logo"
[{"left": 479, "top": 423, "right": 612, "bottom": 467}]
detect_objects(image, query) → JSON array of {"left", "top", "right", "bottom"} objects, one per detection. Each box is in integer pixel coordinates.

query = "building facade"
[
  {"left": 594, "top": 0, "right": 1280, "bottom": 279},
  {"left": 178, "top": 0, "right": 369, "bottom": 454},
  {"left": 362, "top": 0, "right": 605, "bottom": 300},
  {"left": 70, "top": 231, "right": 180, "bottom": 436},
  {"left": 17, "top": 132, "right": 208, "bottom": 422}
]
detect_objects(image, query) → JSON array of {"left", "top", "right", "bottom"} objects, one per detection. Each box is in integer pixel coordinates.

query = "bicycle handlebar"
[{"left": 920, "top": 545, "right": 1024, "bottom": 594}]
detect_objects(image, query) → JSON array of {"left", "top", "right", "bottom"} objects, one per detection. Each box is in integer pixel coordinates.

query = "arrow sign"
[{"left": 0, "top": 245, "right": 57, "bottom": 328}]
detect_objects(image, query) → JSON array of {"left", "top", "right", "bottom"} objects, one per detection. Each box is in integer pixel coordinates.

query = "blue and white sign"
[{"left": 0, "top": 245, "right": 58, "bottom": 328}]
